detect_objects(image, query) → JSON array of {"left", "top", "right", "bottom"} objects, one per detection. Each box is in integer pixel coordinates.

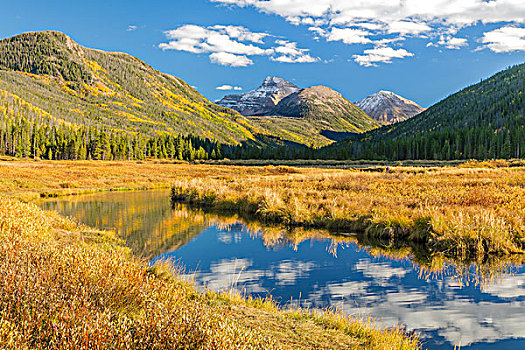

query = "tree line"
[
  {"left": 316, "top": 122, "right": 525, "bottom": 161},
  {"left": 0, "top": 116, "right": 222, "bottom": 161}
]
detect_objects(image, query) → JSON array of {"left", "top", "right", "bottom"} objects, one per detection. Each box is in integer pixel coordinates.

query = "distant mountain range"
[
  {"left": 218, "top": 76, "right": 382, "bottom": 145},
  {"left": 355, "top": 90, "right": 425, "bottom": 124},
  {"left": 218, "top": 77, "right": 424, "bottom": 126}
]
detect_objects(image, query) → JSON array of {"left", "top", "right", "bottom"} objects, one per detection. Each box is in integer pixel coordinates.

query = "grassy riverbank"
[
  {"left": 0, "top": 161, "right": 421, "bottom": 349},
  {"left": 3, "top": 159, "right": 525, "bottom": 260},
  {"left": 0, "top": 195, "right": 418, "bottom": 349},
  {"left": 0, "top": 160, "right": 310, "bottom": 201},
  {"left": 170, "top": 163, "right": 525, "bottom": 260}
]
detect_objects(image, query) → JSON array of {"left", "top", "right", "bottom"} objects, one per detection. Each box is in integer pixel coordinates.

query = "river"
[{"left": 40, "top": 189, "right": 525, "bottom": 350}]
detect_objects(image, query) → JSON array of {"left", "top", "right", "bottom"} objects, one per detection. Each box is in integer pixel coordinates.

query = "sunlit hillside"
[{"left": 0, "top": 31, "right": 260, "bottom": 144}]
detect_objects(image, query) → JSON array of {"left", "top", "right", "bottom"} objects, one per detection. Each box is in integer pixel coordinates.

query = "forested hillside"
[
  {"left": 0, "top": 31, "right": 261, "bottom": 157},
  {"left": 0, "top": 89, "right": 222, "bottom": 160},
  {"left": 319, "top": 63, "right": 525, "bottom": 160}
]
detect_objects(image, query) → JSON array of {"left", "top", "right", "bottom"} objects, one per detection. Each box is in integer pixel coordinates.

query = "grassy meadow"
[
  {"left": 3, "top": 159, "right": 525, "bottom": 349},
  {"left": 171, "top": 161, "right": 525, "bottom": 260},
  {"left": 3, "top": 159, "right": 525, "bottom": 261},
  {"left": 0, "top": 160, "right": 421, "bottom": 350}
]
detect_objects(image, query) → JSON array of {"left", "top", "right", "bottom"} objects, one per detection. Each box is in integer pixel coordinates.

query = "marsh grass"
[
  {"left": 0, "top": 160, "right": 312, "bottom": 201},
  {"left": 0, "top": 196, "right": 419, "bottom": 350},
  {"left": 170, "top": 166, "right": 525, "bottom": 259}
]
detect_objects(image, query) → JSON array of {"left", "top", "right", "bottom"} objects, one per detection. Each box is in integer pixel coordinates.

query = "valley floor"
[
  {"left": 2, "top": 159, "right": 525, "bottom": 349},
  {"left": 3, "top": 159, "right": 525, "bottom": 260},
  {"left": 0, "top": 160, "right": 419, "bottom": 350}
]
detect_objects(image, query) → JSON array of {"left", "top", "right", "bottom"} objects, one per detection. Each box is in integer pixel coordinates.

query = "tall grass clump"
[{"left": 171, "top": 166, "right": 525, "bottom": 259}]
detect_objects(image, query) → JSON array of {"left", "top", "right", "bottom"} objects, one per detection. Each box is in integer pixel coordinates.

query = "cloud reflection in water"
[{"left": 161, "top": 223, "right": 525, "bottom": 349}]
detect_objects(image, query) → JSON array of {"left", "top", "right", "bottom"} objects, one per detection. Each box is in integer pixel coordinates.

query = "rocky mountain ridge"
[
  {"left": 220, "top": 78, "right": 382, "bottom": 146},
  {"left": 217, "top": 76, "right": 299, "bottom": 116},
  {"left": 356, "top": 90, "right": 424, "bottom": 124}
]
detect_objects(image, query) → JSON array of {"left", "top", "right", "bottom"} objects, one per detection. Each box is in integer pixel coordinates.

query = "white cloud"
[
  {"left": 212, "top": 0, "right": 525, "bottom": 64},
  {"left": 327, "top": 27, "right": 372, "bottom": 44},
  {"left": 160, "top": 24, "right": 272, "bottom": 56},
  {"left": 354, "top": 22, "right": 384, "bottom": 31},
  {"left": 271, "top": 40, "right": 318, "bottom": 63},
  {"left": 160, "top": 24, "right": 318, "bottom": 66},
  {"left": 209, "top": 52, "right": 254, "bottom": 67},
  {"left": 287, "top": 16, "right": 327, "bottom": 26},
  {"left": 216, "top": 84, "right": 243, "bottom": 91},
  {"left": 352, "top": 46, "right": 414, "bottom": 67},
  {"left": 271, "top": 55, "right": 317, "bottom": 63},
  {"left": 481, "top": 26, "right": 525, "bottom": 52},
  {"left": 212, "top": 0, "right": 525, "bottom": 29},
  {"left": 210, "top": 25, "right": 269, "bottom": 43},
  {"left": 126, "top": 25, "right": 137, "bottom": 32},
  {"left": 437, "top": 35, "right": 468, "bottom": 49},
  {"left": 308, "top": 26, "right": 325, "bottom": 35},
  {"left": 161, "top": 2, "right": 524, "bottom": 69},
  {"left": 388, "top": 21, "right": 431, "bottom": 35}
]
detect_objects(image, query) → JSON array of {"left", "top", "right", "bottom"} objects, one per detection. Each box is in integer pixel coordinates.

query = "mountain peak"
[
  {"left": 378, "top": 90, "right": 395, "bottom": 95},
  {"left": 12, "top": 30, "right": 68, "bottom": 38},
  {"left": 217, "top": 76, "right": 299, "bottom": 116},
  {"left": 262, "top": 76, "right": 287, "bottom": 84},
  {"left": 299, "top": 85, "right": 342, "bottom": 99},
  {"left": 7, "top": 30, "right": 77, "bottom": 48},
  {"left": 0, "top": 30, "right": 92, "bottom": 84},
  {"left": 271, "top": 84, "right": 380, "bottom": 133},
  {"left": 260, "top": 76, "right": 297, "bottom": 90},
  {"left": 356, "top": 91, "right": 424, "bottom": 124}
]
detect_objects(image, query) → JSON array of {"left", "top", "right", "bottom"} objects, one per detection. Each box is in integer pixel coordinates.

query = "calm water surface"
[{"left": 40, "top": 190, "right": 525, "bottom": 350}]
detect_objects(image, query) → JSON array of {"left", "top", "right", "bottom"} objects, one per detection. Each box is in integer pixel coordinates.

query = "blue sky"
[{"left": 1, "top": 0, "right": 524, "bottom": 107}]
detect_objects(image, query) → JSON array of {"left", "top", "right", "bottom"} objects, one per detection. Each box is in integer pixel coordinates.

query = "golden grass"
[
  {"left": 0, "top": 194, "right": 419, "bottom": 350},
  {"left": 0, "top": 196, "right": 274, "bottom": 349},
  {"left": 169, "top": 165, "right": 525, "bottom": 259},
  {"left": 0, "top": 160, "right": 302, "bottom": 200},
  {"left": 4, "top": 159, "right": 525, "bottom": 348},
  {"left": 2, "top": 160, "right": 525, "bottom": 260}
]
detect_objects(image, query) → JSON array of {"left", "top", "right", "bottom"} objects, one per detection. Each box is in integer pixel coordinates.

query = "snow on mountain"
[
  {"left": 356, "top": 91, "right": 425, "bottom": 124},
  {"left": 217, "top": 76, "right": 299, "bottom": 116}
]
